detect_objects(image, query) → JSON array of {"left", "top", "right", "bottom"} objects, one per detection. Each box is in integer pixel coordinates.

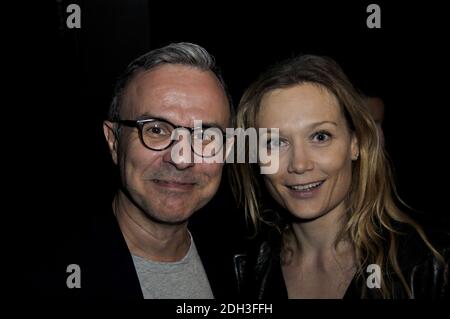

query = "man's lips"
[{"left": 152, "top": 179, "right": 197, "bottom": 190}]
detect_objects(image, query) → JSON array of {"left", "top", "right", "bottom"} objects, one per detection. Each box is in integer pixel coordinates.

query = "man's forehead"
[
  {"left": 130, "top": 64, "right": 219, "bottom": 91},
  {"left": 121, "top": 65, "right": 230, "bottom": 127}
]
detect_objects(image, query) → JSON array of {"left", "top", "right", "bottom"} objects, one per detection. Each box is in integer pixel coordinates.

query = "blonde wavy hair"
[{"left": 231, "top": 54, "right": 442, "bottom": 298}]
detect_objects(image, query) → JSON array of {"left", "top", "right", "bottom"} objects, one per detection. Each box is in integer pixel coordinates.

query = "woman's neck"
[{"left": 284, "top": 203, "right": 352, "bottom": 266}]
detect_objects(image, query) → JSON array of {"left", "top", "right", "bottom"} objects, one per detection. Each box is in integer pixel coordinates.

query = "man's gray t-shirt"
[{"left": 131, "top": 234, "right": 214, "bottom": 299}]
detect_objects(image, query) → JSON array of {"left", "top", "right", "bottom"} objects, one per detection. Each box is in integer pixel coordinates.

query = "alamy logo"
[
  {"left": 169, "top": 121, "right": 280, "bottom": 174},
  {"left": 66, "top": 264, "right": 81, "bottom": 288},
  {"left": 366, "top": 264, "right": 381, "bottom": 288},
  {"left": 66, "top": 4, "right": 81, "bottom": 29},
  {"left": 366, "top": 4, "right": 381, "bottom": 29}
]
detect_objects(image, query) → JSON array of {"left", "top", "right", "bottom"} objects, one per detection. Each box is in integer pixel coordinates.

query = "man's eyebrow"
[
  {"left": 135, "top": 114, "right": 224, "bottom": 130},
  {"left": 135, "top": 113, "right": 158, "bottom": 120},
  {"left": 196, "top": 122, "right": 223, "bottom": 130}
]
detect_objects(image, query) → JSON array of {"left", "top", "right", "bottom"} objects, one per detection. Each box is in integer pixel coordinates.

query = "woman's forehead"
[{"left": 257, "top": 84, "right": 342, "bottom": 127}]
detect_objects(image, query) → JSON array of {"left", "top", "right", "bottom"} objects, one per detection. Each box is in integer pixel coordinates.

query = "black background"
[{"left": 13, "top": 1, "right": 449, "bottom": 279}]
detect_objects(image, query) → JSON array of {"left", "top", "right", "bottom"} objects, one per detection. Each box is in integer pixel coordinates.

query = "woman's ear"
[
  {"left": 351, "top": 133, "right": 360, "bottom": 161},
  {"left": 103, "top": 121, "right": 119, "bottom": 165}
]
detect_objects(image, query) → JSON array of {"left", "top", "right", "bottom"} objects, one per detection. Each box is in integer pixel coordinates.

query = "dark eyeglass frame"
[{"left": 114, "top": 118, "right": 228, "bottom": 155}]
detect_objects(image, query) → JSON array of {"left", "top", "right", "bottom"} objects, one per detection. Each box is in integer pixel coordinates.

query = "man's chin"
[{"left": 144, "top": 210, "right": 193, "bottom": 225}]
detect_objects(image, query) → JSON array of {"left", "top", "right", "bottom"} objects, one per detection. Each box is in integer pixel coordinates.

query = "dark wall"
[{"left": 21, "top": 1, "right": 449, "bottom": 253}]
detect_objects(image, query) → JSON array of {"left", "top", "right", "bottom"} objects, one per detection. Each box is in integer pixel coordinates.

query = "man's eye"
[
  {"left": 193, "top": 130, "right": 204, "bottom": 140},
  {"left": 203, "top": 133, "right": 214, "bottom": 142},
  {"left": 194, "top": 129, "right": 221, "bottom": 144},
  {"left": 146, "top": 125, "right": 169, "bottom": 136}
]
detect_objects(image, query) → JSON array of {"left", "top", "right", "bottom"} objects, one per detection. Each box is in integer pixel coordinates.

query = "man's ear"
[
  {"left": 351, "top": 133, "right": 360, "bottom": 161},
  {"left": 103, "top": 120, "right": 119, "bottom": 165}
]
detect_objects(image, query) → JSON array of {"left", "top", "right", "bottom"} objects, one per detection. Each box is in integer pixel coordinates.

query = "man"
[{"left": 51, "top": 42, "right": 238, "bottom": 298}]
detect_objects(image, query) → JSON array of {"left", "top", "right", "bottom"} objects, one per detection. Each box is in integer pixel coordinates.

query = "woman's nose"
[{"left": 287, "top": 144, "right": 314, "bottom": 174}]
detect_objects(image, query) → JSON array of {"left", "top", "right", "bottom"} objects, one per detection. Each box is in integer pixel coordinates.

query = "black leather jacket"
[{"left": 234, "top": 227, "right": 450, "bottom": 299}]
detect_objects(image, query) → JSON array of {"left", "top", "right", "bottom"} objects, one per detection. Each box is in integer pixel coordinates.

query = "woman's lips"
[{"left": 286, "top": 180, "right": 325, "bottom": 199}]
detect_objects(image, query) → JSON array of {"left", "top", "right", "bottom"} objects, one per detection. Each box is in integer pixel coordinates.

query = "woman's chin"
[{"left": 285, "top": 206, "right": 327, "bottom": 223}]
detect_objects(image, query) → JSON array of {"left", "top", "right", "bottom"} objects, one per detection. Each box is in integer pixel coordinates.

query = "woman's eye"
[
  {"left": 267, "top": 138, "right": 286, "bottom": 149},
  {"left": 312, "top": 131, "right": 332, "bottom": 142},
  {"left": 266, "top": 140, "right": 277, "bottom": 148}
]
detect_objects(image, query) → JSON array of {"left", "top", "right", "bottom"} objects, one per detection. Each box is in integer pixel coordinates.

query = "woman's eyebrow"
[{"left": 307, "top": 121, "right": 338, "bottom": 129}]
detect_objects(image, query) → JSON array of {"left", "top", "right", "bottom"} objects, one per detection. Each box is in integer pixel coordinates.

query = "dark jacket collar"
[
  {"left": 80, "top": 211, "right": 143, "bottom": 298},
  {"left": 80, "top": 209, "right": 239, "bottom": 298}
]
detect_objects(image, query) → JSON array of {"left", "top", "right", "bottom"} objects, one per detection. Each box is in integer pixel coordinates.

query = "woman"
[{"left": 232, "top": 55, "right": 449, "bottom": 299}]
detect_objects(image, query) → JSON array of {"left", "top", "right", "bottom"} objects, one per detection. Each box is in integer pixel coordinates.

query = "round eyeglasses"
[{"left": 115, "top": 118, "right": 227, "bottom": 158}]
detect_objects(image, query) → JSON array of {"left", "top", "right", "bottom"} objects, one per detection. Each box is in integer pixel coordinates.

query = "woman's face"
[{"left": 257, "top": 83, "right": 359, "bottom": 221}]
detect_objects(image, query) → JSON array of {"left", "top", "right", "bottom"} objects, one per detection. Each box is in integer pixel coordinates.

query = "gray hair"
[{"left": 108, "top": 42, "right": 233, "bottom": 123}]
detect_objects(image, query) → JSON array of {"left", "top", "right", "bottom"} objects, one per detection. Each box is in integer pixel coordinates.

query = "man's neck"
[{"left": 112, "top": 192, "right": 191, "bottom": 262}]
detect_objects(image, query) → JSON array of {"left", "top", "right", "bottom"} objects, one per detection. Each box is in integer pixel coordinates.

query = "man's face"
[{"left": 105, "top": 64, "right": 230, "bottom": 224}]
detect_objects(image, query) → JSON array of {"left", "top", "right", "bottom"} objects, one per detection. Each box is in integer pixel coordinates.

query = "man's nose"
[{"left": 162, "top": 133, "right": 195, "bottom": 170}]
